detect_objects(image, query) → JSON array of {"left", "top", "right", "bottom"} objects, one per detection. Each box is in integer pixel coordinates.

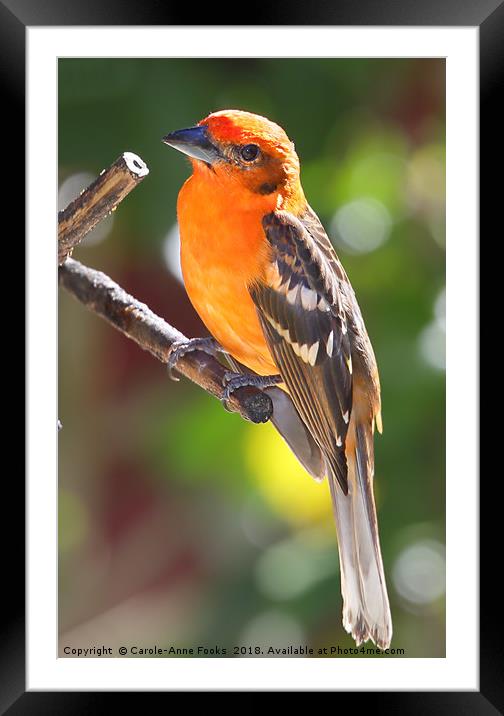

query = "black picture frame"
[{"left": 8, "top": 0, "right": 492, "bottom": 710}]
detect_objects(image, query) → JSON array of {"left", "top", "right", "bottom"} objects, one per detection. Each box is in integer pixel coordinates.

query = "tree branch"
[
  {"left": 59, "top": 259, "right": 273, "bottom": 424},
  {"left": 58, "top": 152, "right": 149, "bottom": 264},
  {"left": 58, "top": 152, "right": 273, "bottom": 423}
]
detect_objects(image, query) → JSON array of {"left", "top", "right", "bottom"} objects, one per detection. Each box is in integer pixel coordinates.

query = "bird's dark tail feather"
[
  {"left": 267, "top": 386, "right": 391, "bottom": 649},
  {"left": 328, "top": 422, "right": 392, "bottom": 650}
]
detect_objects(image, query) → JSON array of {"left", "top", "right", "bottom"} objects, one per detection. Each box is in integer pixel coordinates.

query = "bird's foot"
[
  {"left": 221, "top": 371, "right": 282, "bottom": 411},
  {"left": 167, "top": 336, "right": 225, "bottom": 381}
]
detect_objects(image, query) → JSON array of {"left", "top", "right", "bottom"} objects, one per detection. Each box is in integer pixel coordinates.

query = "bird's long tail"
[{"left": 328, "top": 420, "right": 392, "bottom": 650}]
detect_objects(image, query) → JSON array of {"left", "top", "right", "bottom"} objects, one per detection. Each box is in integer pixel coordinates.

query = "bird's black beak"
[{"left": 162, "top": 125, "right": 221, "bottom": 165}]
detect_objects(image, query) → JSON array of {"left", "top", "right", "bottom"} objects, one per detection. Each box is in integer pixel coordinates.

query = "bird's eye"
[{"left": 240, "top": 144, "right": 260, "bottom": 162}]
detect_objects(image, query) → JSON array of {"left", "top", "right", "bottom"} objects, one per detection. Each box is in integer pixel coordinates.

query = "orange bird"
[{"left": 163, "top": 110, "right": 392, "bottom": 649}]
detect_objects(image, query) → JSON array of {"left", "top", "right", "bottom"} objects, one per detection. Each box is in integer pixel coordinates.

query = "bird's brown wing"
[{"left": 249, "top": 209, "right": 353, "bottom": 493}]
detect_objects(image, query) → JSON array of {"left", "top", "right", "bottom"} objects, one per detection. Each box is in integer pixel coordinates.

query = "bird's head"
[{"left": 163, "top": 110, "right": 303, "bottom": 205}]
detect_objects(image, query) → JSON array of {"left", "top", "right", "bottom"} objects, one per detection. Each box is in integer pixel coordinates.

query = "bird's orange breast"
[{"left": 177, "top": 171, "right": 279, "bottom": 376}]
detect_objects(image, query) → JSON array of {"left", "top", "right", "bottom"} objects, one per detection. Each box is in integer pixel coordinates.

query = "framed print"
[{"left": 9, "top": 0, "right": 494, "bottom": 708}]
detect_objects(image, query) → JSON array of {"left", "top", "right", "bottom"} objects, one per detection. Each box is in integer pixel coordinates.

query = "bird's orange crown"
[{"left": 199, "top": 109, "right": 293, "bottom": 160}]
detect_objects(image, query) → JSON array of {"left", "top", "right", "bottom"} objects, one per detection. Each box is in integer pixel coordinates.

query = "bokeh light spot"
[
  {"left": 255, "top": 529, "right": 336, "bottom": 601},
  {"left": 434, "top": 287, "right": 446, "bottom": 331},
  {"left": 239, "top": 610, "right": 306, "bottom": 656},
  {"left": 419, "top": 285, "right": 446, "bottom": 371},
  {"left": 162, "top": 223, "right": 184, "bottom": 284},
  {"left": 331, "top": 197, "right": 392, "bottom": 255},
  {"left": 240, "top": 498, "right": 284, "bottom": 548},
  {"left": 392, "top": 539, "right": 445, "bottom": 606},
  {"left": 419, "top": 322, "right": 445, "bottom": 371}
]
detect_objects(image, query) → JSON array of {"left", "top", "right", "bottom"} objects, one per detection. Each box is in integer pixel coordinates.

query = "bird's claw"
[
  {"left": 220, "top": 371, "right": 282, "bottom": 411},
  {"left": 167, "top": 337, "right": 224, "bottom": 381}
]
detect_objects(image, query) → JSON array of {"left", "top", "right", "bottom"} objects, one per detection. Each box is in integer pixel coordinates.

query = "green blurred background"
[{"left": 58, "top": 59, "right": 445, "bottom": 658}]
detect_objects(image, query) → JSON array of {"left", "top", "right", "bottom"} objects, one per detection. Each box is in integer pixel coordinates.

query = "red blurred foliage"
[
  {"left": 98, "top": 458, "right": 156, "bottom": 545},
  {"left": 388, "top": 59, "right": 445, "bottom": 143}
]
